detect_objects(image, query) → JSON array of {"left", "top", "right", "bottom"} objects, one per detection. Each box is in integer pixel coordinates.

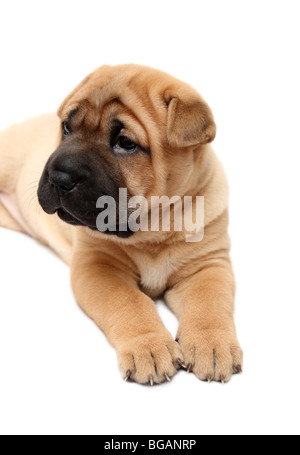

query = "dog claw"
[
  {"left": 164, "top": 373, "right": 171, "bottom": 382},
  {"left": 124, "top": 370, "right": 132, "bottom": 382},
  {"left": 206, "top": 375, "right": 212, "bottom": 383},
  {"left": 149, "top": 375, "right": 154, "bottom": 386},
  {"left": 220, "top": 375, "right": 226, "bottom": 384},
  {"left": 187, "top": 363, "right": 193, "bottom": 373},
  {"left": 177, "top": 358, "right": 187, "bottom": 369},
  {"left": 235, "top": 365, "right": 243, "bottom": 374}
]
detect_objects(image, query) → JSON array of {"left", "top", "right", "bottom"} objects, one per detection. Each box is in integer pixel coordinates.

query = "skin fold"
[{"left": 0, "top": 64, "right": 243, "bottom": 385}]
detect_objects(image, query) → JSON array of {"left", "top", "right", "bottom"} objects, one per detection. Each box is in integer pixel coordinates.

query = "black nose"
[{"left": 49, "top": 170, "right": 77, "bottom": 196}]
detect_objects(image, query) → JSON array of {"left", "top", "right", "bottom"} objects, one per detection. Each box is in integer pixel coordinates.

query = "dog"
[{"left": 0, "top": 64, "right": 243, "bottom": 385}]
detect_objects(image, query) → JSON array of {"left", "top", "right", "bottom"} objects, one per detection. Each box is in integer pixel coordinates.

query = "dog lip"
[
  {"left": 56, "top": 207, "right": 98, "bottom": 230},
  {"left": 38, "top": 197, "right": 60, "bottom": 215},
  {"left": 55, "top": 207, "right": 135, "bottom": 237},
  {"left": 43, "top": 206, "right": 59, "bottom": 215},
  {"left": 57, "top": 208, "right": 82, "bottom": 225}
]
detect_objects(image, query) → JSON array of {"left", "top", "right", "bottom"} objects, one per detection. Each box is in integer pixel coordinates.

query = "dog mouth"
[
  {"left": 56, "top": 207, "right": 134, "bottom": 238},
  {"left": 57, "top": 208, "right": 86, "bottom": 225},
  {"left": 56, "top": 208, "right": 98, "bottom": 230}
]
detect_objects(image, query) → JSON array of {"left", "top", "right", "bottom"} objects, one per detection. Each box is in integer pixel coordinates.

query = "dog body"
[{"left": 0, "top": 65, "right": 243, "bottom": 384}]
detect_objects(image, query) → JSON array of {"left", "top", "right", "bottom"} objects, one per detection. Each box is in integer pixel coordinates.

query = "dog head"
[{"left": 38, "top": 64, "right": 216, "bottom": 238}]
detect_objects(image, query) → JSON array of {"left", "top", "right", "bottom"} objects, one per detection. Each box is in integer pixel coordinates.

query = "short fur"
[{"left": 0, "top": 65, "right": 243, "bottom": 384}]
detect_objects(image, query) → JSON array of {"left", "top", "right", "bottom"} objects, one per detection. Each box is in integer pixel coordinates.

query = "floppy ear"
[{"left": 165, "top": 90, "right": 216, "bottom": 148}]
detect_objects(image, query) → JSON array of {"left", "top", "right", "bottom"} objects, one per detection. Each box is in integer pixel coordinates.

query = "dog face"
[{"left": 38, "top": 64, "right": 216, "bottom": 238}]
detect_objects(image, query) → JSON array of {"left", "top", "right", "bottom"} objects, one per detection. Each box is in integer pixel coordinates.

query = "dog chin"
[
  {"left": 56, "top": 208, "right": 89, "bottom": 227},
  {"left": 102, "top": 225, "right": 135, "bottom": 239},
  {"left": 57, "top": 208, "right": 134, "bottom": 238}
]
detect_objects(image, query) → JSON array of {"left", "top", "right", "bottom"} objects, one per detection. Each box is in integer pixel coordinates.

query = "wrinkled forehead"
[
  {"left": 58, "top": 66, "right": 170, "bottom": 146},
  {"left": 63, "top": 99, "right": 150, "bottom": 147},
  {"left": 59, "top": 66, "right": 167, "bottom": 114}
]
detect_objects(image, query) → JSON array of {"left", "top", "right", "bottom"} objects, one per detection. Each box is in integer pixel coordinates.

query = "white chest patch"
[{"left": 133, "top": 251, "right": 177, "bottom": 297}]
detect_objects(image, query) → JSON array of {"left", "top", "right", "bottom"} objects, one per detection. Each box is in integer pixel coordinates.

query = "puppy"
[{"left": 0, "top": 64, "right": 243, "bottom": 385}]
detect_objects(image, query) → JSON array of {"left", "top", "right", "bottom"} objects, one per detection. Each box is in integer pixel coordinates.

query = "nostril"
[
  {"left": 49, "top": 171, "right": 78, "bottom": 195},
  {"left": 60, "top": 183, "right": 77, "bottom": 192}
]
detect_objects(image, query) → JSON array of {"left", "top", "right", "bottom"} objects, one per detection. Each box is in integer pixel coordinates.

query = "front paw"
[
  {"left": 177, "top": 327, "right": 243, "bottom": 383},
  {"left": 117, "top": 332, "right": 183, "bottom": 385}
]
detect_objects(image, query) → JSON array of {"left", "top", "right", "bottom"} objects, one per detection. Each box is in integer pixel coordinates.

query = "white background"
[{"left": 0, "top": 0, "right": 299, "bottom": 436}]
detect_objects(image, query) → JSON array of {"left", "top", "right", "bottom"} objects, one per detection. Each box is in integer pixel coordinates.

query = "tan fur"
[{"left": 0, "top": 64, "right": 242, "bottom": 384}]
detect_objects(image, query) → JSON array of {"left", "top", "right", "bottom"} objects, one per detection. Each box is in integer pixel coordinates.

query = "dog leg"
[
  {"left": 0, "top": 125, "right": 26, "bottom": 233},
  {"left": 0, "top": 116, "right": 59, "bottom": 236},
  {"left": 0, "top": 201, "right": 24, "bottom": 233},
  {"left": 71, "top": 246, "right": 183, "bottom": 385},
  {"left": 165, "top": 263, "right": 243, "bottom": 383}
]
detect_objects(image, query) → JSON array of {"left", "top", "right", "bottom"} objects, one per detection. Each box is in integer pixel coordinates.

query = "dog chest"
[{"left": 133, "top": 251, "right": 176, "bottom": 298}]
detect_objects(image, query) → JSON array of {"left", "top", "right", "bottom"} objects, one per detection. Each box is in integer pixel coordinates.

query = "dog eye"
[
  {"left": 62, "top": 121, "right": 71, "bottom": 137},
  {"left": 113, "top": 136, "right": 137, "bottom": 154}
]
